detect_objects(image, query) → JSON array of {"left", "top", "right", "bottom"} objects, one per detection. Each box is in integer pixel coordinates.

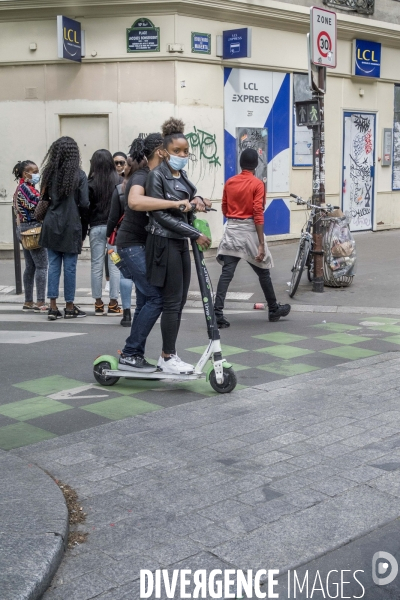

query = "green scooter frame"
[{"left": 93, "top": 214, "right": 237, "bottom": 394}]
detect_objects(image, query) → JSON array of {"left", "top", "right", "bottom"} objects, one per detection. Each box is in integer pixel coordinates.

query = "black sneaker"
[
  {"left": 269, "top": 303, "right": 291, "bottom": 322},
  {"left": 48, "top": 308, "right": 62, "bottom": 321},
  {"left": 120, "top": 309, "right": 132, "bottom": 327},
  {"left": 64, "top": 305, "right": 86, "bottom": 319},
  {"left": 216, "top": 315, "right": 230, "bottom": 329},
  {"left": 119, "top": 354, "right": 156, "bottom": 372}
]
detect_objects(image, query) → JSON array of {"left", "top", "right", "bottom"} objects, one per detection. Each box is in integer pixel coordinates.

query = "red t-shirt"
[{"left": 222, "top": 170, "right": 265, "bottom": 225}]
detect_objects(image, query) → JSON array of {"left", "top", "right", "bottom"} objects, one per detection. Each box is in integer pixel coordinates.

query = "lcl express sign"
[{"left": 353, "top": 39, "right": 381, "bottom": 78}]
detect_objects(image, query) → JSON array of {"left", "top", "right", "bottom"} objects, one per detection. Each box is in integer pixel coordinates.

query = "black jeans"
[
  {"left": 214, "top": 255, "right": 277, "bottom": 316},
  {"left": 161, "top": 238, "right": 191, "bottom": 354}
]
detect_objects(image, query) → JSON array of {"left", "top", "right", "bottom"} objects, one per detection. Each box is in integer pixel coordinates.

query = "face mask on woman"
[
  {"left": 29, "top": 173, "right": 40, "bottom": 186},
  {"left": 167, "top": 152, "right": 188, "bottom": 171}
]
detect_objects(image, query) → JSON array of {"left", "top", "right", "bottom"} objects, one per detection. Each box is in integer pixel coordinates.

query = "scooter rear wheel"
[
  {"left": 209, "top": 367, "right": 237, "bottom": 394},
  {"left": 93, "top": 361, "right": 119, "bottom": 386}
]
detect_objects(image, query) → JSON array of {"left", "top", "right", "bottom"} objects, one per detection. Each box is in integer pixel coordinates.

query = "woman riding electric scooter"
[{"left": 145, "top": 117, "right": 211, "bottom": 375}]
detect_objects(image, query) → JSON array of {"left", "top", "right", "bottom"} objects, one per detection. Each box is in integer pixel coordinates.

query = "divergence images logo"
[{"left": 372, "top": 552, "right": 398, "bottom": 586}]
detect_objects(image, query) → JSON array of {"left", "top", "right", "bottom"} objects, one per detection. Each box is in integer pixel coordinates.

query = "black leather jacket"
[{"left": 145, "top": 161, "right": 200, "bottom": 240}]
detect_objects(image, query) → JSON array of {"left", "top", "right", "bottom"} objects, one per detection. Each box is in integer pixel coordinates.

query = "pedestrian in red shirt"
[{"left": 214, "top": 148, "right": 291, "bottom": 328}]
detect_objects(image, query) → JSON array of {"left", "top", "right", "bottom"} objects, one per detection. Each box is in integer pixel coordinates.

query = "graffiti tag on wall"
[
  {"left": 344, "top": 114, "right": 374, "bottom": 230},
  {"left": 186, "top": 126, "right": 220, "bottom": 197}
]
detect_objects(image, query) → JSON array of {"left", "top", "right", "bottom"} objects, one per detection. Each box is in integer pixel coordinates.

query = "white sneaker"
[
  {"left": 104, "top": 281, "right": 110, "bottom": 293},
  {"left": 158, "top": 354, "right": 194, "bottom": 375}
]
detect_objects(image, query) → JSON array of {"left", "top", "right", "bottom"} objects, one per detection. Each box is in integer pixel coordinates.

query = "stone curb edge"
[
  {"left": 2, "top": 294, "right": 400, "bottom": 316},
  {"left": 0, "top": 453, "right": 69, "bottom": 600}
]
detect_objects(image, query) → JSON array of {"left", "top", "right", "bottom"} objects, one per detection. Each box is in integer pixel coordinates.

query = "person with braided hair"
[
  {"left": 114, "top": 133, "right": 191, "bottom": 372},
  {"left": 144, "top": 117, "right": 211, "bottom": 375},
  {"left": 12, "top": 160, "right": 48, "bottom": 313},
  {"left": 39, "top": 136, "right": 89, "bottom": 320}
]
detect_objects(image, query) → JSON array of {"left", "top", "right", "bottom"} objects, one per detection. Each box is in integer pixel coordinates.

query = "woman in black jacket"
[
  {"left": 145, "top": 117, "right": 211, "bottom": 375},
  {"left": 39, "top": 136, "right": 89, "bottom": 320},
  {"left": 88, "top": 149, "right": 122, "bottom": 316}
]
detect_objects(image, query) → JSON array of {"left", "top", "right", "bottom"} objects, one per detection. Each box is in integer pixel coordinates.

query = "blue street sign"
[
  {"left": 354, "top": 39, "right": 381, "bottom": 78},
  {"left": 57, "top": 15, "right": 82, "bottom": 62},
  {"left": 222, "top": 28, "right": 251, "bottom": 60}
]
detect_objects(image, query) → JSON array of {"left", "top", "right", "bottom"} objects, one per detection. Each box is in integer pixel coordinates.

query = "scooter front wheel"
[
  {"left": 209, "top": 367, "right": 237, "bottom": 394},
  {"left": 93, "top": 361, "right": 120, "bottom": 386}
]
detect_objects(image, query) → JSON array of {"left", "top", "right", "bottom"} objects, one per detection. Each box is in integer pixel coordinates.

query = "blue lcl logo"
[{"left": 354, "top": 39, "right": 381, "bottom": 78}]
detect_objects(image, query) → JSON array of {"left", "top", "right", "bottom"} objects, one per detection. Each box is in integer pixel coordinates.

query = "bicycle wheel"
[{"left": 289, "top": 238, "right": 310, "bottom": 298}]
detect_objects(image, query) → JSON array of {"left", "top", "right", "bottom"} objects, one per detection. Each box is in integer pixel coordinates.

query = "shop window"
[
  {"left": 293, "top": 73, "right": 313, "bottom": 167},
  {"left": 322, "top": 0, "right": 374, "bottom": 15},
  {"left": 393, "top": 86, "right": 400, "bottom": 191}
]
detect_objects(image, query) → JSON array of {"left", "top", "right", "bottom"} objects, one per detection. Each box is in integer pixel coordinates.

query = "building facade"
[{"left": 0, "top": 0, "right": 400, "bottom": 249}]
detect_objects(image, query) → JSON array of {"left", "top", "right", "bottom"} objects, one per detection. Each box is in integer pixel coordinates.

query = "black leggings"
[{"left": 161, "top": 238, "right": 191, "bottom": 354}]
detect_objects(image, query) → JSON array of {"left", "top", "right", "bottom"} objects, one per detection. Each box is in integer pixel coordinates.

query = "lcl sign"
[
  {"left": 353, "top": 39, "right": 381, "bottom": 78},
  {"left": 57, "top": 16, "right": 85, "bottom": 63}
]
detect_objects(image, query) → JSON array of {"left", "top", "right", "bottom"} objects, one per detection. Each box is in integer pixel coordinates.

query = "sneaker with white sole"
[
  {"left": 158, "top": 354, "right": 194, "bottom": 375},
  {"left": 119, "top": 354, "right": 156, "bottom": 372}
]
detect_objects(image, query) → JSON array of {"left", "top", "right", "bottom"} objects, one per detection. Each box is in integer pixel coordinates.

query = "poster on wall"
[
  {"left": 293, "top": 73, "right": 312, "bottom": 166},
  {"left": 393, "top": 86, "right": 400, "bottom": 190},
  {"left": 342, "top": 112, "right": 375, "bottom": 231},
  {"left": 236, "top": 127, "right": 268, "bottom": 183},
  {"left": 224, "top": 67, "right": 290, "bottom": 235}
]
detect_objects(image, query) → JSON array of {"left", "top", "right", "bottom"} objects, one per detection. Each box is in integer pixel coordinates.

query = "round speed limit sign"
[
  {"left": 311, "top": 7, "right": 337, "bottom": 68},
  {"left": 317, "top": 31, "right": 332, "bottom": 58}
]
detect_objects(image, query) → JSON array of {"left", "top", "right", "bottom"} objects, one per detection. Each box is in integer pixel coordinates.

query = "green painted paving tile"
[
  {"left": 14, "top": 375, "right": 86, "bottom": 396},
  {"left": 370, "top": 325, "right": 400, "bottom": 334},
  {"left": 255, "top": 345, "right": 315, "bottom": 359},
  {"left": 0, "top": 397, "right": 73, "bottom": 421},
  {"left": 382, "top": 336, "right": 400, "bottom": 346},
  {"left": 82, "top": 396, "right": 162, "bottom": 420},
  {"left": 226, "top": 362, "right": 251, "bottom": 372},
  {"left": 316, "top": 333, "right": 370, "bottom": 345},
  {"left": 257, "top": 362, "right": 320, "bottom": 377},
  {"left": 0, "top": 423, "right": 56, "bottom": 450},
  {"left": 313, "top": 323, "right": 360, "bottom": 332},
  {"left": 101, "top": 380, "right": 165, "bottom": 395},
  {"left": 321, "top": 347, "right": 380, "bottom": 360},
  {"left": 186, "top": 345, "right": 248, "bottom": 357},
  {"left": 362, "top": 317, "right": 399, "bottom": 324},
  {"left": 252, "top": 332, "right": 307, "bottom": 344}
]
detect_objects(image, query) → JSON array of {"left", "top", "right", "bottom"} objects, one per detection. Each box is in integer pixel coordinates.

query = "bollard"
[{"left": 11, "top": 206, "right": 22, "bottom": 295}]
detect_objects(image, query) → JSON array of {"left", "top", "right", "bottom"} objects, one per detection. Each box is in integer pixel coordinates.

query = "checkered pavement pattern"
[{"left": 2, "top": 316, "right": 400, "bottom": 450}]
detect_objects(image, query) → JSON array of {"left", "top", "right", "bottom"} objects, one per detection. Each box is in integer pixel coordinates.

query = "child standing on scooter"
[{"left": 145, "top": 117, "right": 211, "bottom": 375}]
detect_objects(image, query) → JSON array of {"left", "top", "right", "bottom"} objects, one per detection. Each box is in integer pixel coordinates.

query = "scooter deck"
[{"left": 104, "top": 369, "right": 205, "bottom": 381}]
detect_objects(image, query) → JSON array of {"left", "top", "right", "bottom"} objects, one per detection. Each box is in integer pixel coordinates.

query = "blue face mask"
[
  {"left": 30, "top": 173, "right": 40, "bottom": 185},
  {"left": 167, "top": 152, "right": 188, "bottom": 171}
]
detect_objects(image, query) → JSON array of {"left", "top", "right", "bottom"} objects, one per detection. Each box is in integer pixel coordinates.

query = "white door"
[
  {"left": 342, "top": 112, "right": 376, "bottom": 231},
  {"left": 60, "top": 115, "right": 109, "bottom": 175}
]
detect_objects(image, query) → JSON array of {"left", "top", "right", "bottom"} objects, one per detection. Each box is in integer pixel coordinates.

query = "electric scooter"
[{"left": 93, "top": 206, "right": 237, "bottom": 394}]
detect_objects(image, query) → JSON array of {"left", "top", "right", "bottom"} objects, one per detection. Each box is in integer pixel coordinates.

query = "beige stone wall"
[{"left": 1, "top": 1, "right": 400, "bottom": 245}]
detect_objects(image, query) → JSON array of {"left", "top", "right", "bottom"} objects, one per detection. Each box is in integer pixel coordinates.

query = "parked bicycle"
[{"left": 288, "top": 193, "right": 340, "bottom": 298}]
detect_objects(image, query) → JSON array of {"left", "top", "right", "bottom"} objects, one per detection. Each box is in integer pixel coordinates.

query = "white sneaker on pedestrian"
[
  {"left": 104, "top": 281, "right": 110, "bottom": 293},
  {"left": 158, "top": 354, "right": 194, "bottom": 375}
]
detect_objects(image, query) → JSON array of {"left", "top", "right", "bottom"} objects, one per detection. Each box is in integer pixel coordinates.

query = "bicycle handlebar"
[{"left": 290, "top": 194, "right": 341, "bottom": 213}]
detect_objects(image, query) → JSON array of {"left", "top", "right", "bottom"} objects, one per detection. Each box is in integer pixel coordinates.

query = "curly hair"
[
  {"left": 12, "top": 160, "right": 36, "bottom": 181},
  {"left": 129, "top": 133, "right": 164, "bottom": 163},
  {"left": 88, "top": 149, "right": 120, "bottom": 214},
  {"left": 40, "top": 136, "right": 81, "bottom": 199},
  {"left": 161, "top": 117, "right": 186, "bottom": 149}
]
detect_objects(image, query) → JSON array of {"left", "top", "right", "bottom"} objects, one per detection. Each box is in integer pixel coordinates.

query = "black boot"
[
  {"left": 120, "top": 308, "right": 132, "bottom": 327},
  {"left": 268, "top": 303, "right": 291, "bottom": 322},
  {"left": 216, "top": 315, "right": 230, "bottom": 329}
]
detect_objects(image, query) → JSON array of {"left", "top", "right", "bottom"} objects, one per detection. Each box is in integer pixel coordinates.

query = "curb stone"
[{"left": 0, "top": 453, "right": 68, "bottom": 600}]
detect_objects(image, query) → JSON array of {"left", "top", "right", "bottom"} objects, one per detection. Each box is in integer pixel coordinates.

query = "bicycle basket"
[{"left": 321, "top": 215, "right": 356, "bottom": 288}]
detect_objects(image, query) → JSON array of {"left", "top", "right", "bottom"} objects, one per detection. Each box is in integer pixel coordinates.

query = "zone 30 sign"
[{"left": 310, "top": 6, "right": 337, "bottom": 69}]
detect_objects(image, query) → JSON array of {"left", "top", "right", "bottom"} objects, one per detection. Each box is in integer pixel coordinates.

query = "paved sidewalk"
[{"left": 11, "top": 352, "right": 400, "bottom": 599}]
